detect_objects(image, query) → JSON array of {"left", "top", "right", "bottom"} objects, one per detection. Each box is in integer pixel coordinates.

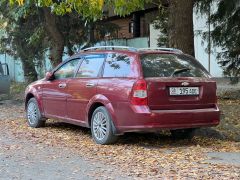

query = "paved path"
[
  {"left": 0, "top": 129, "right": 126, "bottom": 180},
  {"left": 206, "top": 152, "right": 240, "bottom": 166},
  {"left": 0, "top": 100, "right": 127, "bottom": 180}
]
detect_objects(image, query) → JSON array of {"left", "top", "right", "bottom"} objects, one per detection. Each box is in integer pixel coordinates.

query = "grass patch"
[
  {"left": 0, "top": 82, "right": 27, "bottom": 101},
  {"left": 10, "top": 82, "right": 27, "bottom": 101}
]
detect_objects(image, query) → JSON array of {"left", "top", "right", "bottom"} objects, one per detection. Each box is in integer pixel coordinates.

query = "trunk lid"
[
  {"left": 140, "top": 53, "right": 217, "bottom": 110},
  {"left": 146, "top": 77, "right": 217, "bottom": 110}
]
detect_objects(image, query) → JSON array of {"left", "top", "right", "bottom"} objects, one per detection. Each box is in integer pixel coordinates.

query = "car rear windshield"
[{"left": 140, "top": 53, "right": 209, "bottom": 78}]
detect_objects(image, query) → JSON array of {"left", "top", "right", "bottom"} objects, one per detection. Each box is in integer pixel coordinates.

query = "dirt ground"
[{"left": 0, "top": 99, "right": 240, "bottom": 179}]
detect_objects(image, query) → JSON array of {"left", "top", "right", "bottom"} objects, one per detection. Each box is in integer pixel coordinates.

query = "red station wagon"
[{"left": 25, "top": 46, "right": 220, "bottom": 144}]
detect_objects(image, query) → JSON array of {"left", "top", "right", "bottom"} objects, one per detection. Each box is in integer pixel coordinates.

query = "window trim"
[
  {"left": 74, "top": 54, "right": 106, "bottom": 79},
  {"left": 139, "top": 53, "right": 210, "bottom": 78},
  {"left": 101, "top": 52, "right": 134, "bottom": 78},
  {"left": 53, "top": 58, "right": 82, "bottom": 80}
]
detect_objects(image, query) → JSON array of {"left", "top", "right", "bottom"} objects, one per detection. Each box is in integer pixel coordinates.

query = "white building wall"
[
  {"left": 193, "top": 9, "right": 223, "bottom": 77},
  {"left": 149, "top": 24, "right": 161, "bottom": 48}
]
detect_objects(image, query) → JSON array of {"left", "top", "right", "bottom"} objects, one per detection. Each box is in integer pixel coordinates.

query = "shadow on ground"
[{"left": 44, "top": 121, "right": 225, "bottom": 149}]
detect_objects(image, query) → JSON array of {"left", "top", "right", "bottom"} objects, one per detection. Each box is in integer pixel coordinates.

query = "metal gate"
[{"left": 0, "top": 62, "right": 10, "bottom": 95}]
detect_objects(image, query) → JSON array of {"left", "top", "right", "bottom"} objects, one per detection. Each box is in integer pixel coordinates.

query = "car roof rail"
[
  {"left": 139, "top": 47, "right": 183, "bottom": 53},
  {"left": 81, "top": 46, "right": 138, "bottom": 52}
]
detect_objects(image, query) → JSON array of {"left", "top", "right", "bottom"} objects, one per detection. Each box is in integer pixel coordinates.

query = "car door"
[
  {"left": 0, "top": 63, "right": 10, "bottom": 95},
  {"left": 66, "top": 54, "right": 105, "bottom": 123},
  {"left": 42, "top": 59, "right": 80, "bottom": 118}
]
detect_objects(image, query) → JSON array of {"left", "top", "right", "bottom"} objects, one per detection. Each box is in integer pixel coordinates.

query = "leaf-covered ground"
[
  {"left": 217, "top": 99, "right": 240, "bottom": 141},
  {"left": 0, "top": 100, "right": 240, "bottom": 179}
]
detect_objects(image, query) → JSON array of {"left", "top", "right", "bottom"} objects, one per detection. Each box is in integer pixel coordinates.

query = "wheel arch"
[
  {"left": 25, "top": 91, "right": 44, "bottom": 116},
  {"left": 87, "top": 102, "right": 104, "bottom": 127},
  {"left": 25, "top": 93, "right": 35, "bottom": 109},
  {"left": 86, "top": 94, "right": 118, "bottom": 134}
]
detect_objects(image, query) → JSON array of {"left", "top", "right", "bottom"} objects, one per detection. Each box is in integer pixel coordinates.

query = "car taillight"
[
  {"left": 131, "top": 79, "right": 147, "bottom": 105},
  {"left": 214, "top": 82, "right": 218, "bottom": 103}
]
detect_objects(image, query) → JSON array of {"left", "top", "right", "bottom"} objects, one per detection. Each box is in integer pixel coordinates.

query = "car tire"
[
  {"left": 91, "top": 106, "right": 118, "bottom": 145},
  {"left": 26, "top": 97, "right": 45, "bottom": 128},
  {"left": 170, "top": 128, "right": 196, "bottom": 140}
]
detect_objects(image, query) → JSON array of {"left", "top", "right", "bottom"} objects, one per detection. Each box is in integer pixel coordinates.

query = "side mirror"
[{"left": 45, "top": 72, "right": 54, "bottom": 81}]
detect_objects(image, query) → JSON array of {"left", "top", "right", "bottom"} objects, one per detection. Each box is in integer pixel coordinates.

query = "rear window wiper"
[{"left": 171, "top": 68, "right": 191, "bottom": 77}]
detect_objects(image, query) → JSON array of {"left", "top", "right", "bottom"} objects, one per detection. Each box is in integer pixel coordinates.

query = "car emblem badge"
[{"left": 181, "top": 82, "right": 189, "bottom": 86}]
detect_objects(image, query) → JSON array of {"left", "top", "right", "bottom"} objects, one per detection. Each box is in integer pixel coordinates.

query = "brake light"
[
  {"left": 131, "top": 79, "right": 148, "bottom": 105},
  {"left": 214, "top": 82, "right": 218, "bottom": 103}
]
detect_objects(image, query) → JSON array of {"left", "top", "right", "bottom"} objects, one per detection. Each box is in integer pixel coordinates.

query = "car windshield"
[{"left": 140, "top": 53, "right": 210, "bottom": 78}]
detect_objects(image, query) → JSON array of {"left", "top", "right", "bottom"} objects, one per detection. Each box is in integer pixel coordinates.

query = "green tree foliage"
[
  {"left": 0, "top": 0, "right": 45, "bottom": 82},
  {"left": 13, "top": 0, "right": 198, "bottom": 56},
  {"left": 211, "top": 0, "right": 240, "bottom": 80},
  {"left": 196, "top": 0, "right": 240, "bottom": 81},
  {"left": 0, "top": 1, "right": 89, "bottom": 81},
  {"left": 42, "top": 7, "right": 89, "bottom": 67},
  {"left": 152, "top": 2, "right": 168, "bottom": 47},
  {"left": 153, "top": 0, "right": 195, "bottom": 56},
  {"left": 1, "top": 0, "right": 121, "bottom": 82},
  {"left": 6, "top": 0, "right": 148, "bottom": 71},
  {"left": 12, "top": 0, "right": 148, "bottom": 19},
  {"left": 10, "top": 0, "right": 215, "bottom": 80}
]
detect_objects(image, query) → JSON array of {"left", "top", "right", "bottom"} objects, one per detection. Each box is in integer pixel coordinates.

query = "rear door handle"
[
  {"left": 58, "top": 83, "right": 67, "bottom": 88},
  {"left": 86, "top": 83, "right": 95, "bottom": 88}
]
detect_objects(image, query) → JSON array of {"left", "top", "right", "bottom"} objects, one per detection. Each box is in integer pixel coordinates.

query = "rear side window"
[
  {"left": 103, "top": 53, "right": 133, "bottom": 77},
  {"left": 76, "top": 54, "right": 105, "bottom": 78},
  {"left": 140, "top": 54, "right": 209, "bottom": 78}
]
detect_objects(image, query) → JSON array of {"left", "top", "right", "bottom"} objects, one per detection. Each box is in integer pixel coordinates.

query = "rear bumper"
[{"left": 114, "top": 103, "right": 220, "bottom": 134}]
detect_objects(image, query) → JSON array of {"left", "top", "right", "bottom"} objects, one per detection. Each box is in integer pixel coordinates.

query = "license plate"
[{"left": 169, "top": 87, "right": 199, "bottom": 96}]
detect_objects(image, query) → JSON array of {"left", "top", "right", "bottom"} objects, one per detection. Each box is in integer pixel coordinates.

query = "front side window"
[
  {"left": 76, "top": 54, "right": 105, "bottom": 78},
  {"left": 141, "top": 54, "right": 209, "bottom": 78},
  {"left": 54, "top": 59, "right": 80, "bottom": 80},
  {"left": 103, "top": 53, "right": 133, "bottom": 77}
]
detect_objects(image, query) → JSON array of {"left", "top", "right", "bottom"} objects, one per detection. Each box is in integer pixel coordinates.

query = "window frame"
[
  {"left": 52, "top": 57, "right": 82, "bottom": 80},
  {"left": 75, "top": 54, "right": 106, "bottom": 79},
  {"left": 139, "top": 53, "right": 210, "bottom": 78},
  {"left": 101, "top": 52, "right": 134, "bottom": 78}
]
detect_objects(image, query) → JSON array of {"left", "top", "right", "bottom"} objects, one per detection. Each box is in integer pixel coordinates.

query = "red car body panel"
[
  {"left": 42, "top": 79, "right": 68, "bottom": 118},
  {"left": 113, "top": 103, "right": 219, "bottom": 133},
  {"left": 66, "top": 78, "right": 98, "bottom": 122},
  {"left": 146, "top": 77, "right": 217, "bottom": 110},
  {"left": 25, "top": 50, "right": 220, "bottom": 134}
]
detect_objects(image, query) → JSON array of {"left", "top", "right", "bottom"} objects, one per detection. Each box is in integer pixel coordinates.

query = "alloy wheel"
[
  {"left": 27, "top": 102, "right": 38, "bottom": 125},
  {"left": 92, "top": 111, "right": 108, "bottom": 141}
]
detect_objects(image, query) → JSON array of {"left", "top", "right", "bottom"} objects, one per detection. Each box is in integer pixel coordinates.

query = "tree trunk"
[
  {"left": 16, "top": 39, "right": 38, "bottom": 83},
  {"left": 66, "top": 42, "right": 74, "bottom": 56},
  {"left": 168, "top": 0, "right": 195, "bottom": 56},
  {"left": 21, "top": 59, "right": 38, "bottom": 83},
  {"left": 43, "top": 8, "right": 64, "bottom": 67}
]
